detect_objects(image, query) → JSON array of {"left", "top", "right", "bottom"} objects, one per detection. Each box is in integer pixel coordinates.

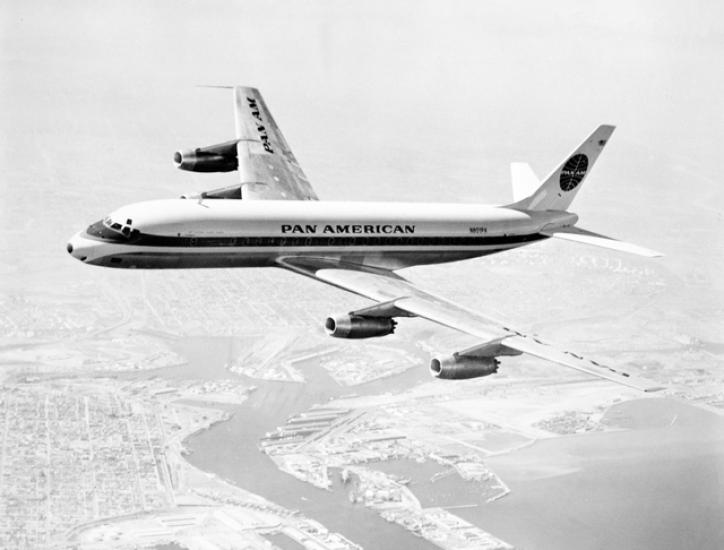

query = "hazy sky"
[{"left": 1, "top": 0, "right": 722, "bottom": 295}]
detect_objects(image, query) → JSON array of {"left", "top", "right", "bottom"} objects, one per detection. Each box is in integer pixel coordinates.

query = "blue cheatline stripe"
[{"left": 93, "top": 232, "right": 547, "bottom": 248}]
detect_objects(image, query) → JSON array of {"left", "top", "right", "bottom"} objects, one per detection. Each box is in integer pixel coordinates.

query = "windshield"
[{"left": 85, "top": 217, "right": 138, "bottom": 242}]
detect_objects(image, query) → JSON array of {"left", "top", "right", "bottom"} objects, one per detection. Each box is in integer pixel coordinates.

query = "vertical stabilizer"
[{"left": 510, "top": 125, "right": 615, "bottom": 211}]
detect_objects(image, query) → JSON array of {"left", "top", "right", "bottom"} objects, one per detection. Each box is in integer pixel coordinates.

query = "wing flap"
[{"left": 502, "top": 335, "right": 665, "bottom": 392}]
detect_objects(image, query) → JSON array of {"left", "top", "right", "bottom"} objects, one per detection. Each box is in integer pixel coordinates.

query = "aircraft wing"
[
  {"left": 279, "top": 257, "right": 664, "bottom": 392},
  {"left": 233, "top": 86, "right": 318, "bottom": 201}
]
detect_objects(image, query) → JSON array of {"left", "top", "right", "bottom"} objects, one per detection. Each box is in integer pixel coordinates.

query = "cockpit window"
[
  {"left": 86, "top": 218, "right": 139, "bottom": 242},
  {"left": 103, "top": 217, "right": 134, "bottom": 235}
]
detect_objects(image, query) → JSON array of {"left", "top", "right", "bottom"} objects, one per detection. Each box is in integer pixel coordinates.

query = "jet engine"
[
  {"left": 173, "top": 140, "right": 239, "bottom": 173},
  {"left": 174, "top": 149, "right": 238, "bottom": 172},
  {"left": 324, "top": 315, "right": 396, "bottom": 339},
  {"left": 429, "top": 354, "right": 499, "bottom": 380}
]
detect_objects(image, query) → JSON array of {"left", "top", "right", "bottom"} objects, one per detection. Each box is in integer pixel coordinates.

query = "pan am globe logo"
[{"left": 559, "top": 153, "right": 589, "bottom": 191}]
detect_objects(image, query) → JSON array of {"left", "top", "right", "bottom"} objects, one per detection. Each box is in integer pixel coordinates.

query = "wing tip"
[
  {"left": 195, "top": 84, "right": 261, "bottom": 94},
  {"left": 195, "top": 84, "right": 234, "bottom": 89},
  {"left": 234, "top": 84, "right": 261, "bottom": 94}
]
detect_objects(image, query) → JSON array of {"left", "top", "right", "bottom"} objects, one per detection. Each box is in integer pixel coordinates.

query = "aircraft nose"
[{"left": 66, "top": 232, "right": 92, "bottom": 263}]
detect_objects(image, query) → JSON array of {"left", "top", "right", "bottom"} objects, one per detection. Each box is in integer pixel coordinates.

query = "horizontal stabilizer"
[
  {"left": 511, "top": 162, "right": 539, "bottom": 202},
  {"left": 542, "top": 226, "right": 663, "bottom": 258}
]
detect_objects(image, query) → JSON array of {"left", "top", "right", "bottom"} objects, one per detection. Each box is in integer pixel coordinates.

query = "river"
[
  {"left": 165, "top": 336, "right": 439, "bottom": 550},
  {"left": 139, "top": 336, "right": 723, "bottom": 550}
]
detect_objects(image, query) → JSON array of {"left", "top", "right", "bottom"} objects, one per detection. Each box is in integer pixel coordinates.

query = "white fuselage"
[{"left": 67, "top": 199, "right": 577, "bottom": 270}]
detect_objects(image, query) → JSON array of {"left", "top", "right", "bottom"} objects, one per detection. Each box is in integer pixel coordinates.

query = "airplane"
[{"left": 67, "top": 86, "right": 664, "bottom": 391}]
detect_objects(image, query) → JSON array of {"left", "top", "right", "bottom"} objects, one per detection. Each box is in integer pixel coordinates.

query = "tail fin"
[{"left": 510, "top": 125, "right": 615, "bottom": 211}]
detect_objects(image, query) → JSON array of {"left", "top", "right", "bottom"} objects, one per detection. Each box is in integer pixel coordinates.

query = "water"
[
  {"left": 468, "top": 399, "right": 724, "bottom": 550},
  {"left": 138, "top": 337, "right": 724, "bottom": 550},
  {"left": 153, "top": 543, "right": 187, "bottom": 550},
  {"left": 264, "top": 533, "right": 305, "bottom": 550},
  {"left": 168, "top": 337, "right": 438, "bottom": 550}
]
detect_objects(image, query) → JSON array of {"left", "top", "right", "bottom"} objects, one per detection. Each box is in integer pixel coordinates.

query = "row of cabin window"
[{"left": 135, "top": 234, "right": 533, "bottom": 247}]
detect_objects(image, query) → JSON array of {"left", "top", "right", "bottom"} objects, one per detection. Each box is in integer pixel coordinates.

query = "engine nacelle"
[
  {"left": 325, "top": 315, "right": 396, "bottom": 339},
  {"left": 430, "top": 354, "right": 499, "bottom": 380},
  {"left": 173, "top": 149, "right": 238, "bottom": 173}
]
